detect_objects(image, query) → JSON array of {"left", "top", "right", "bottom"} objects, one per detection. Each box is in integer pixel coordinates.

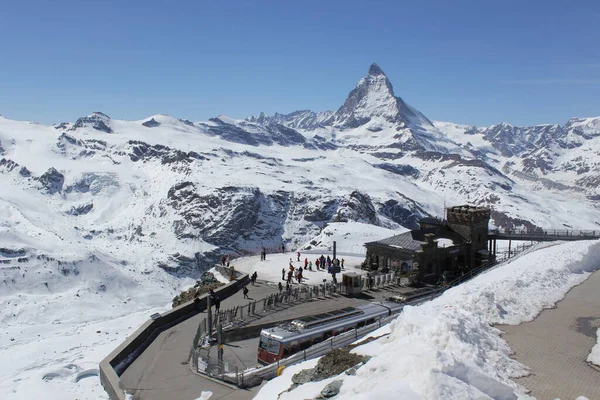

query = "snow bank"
[
  {"left": 587, "top": 328, "right": 600, "bottom": 367},
  {"left": 257, "top": 240, "right": 600, "bottom": 399}
]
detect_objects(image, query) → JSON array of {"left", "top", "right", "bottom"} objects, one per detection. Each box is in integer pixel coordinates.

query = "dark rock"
[
  {"left": 291, "top": 369, "right": 314, "bottom": 385},
  {"left": 334, "top": 191, "right": 377, "bottom": 224},
  {"left": 67, "top": 202, "right": 94, "bottom": 216},
  {"left": 0, "top": 158, "right": 19, "bottom": 173},
  {"left": 64, "top": 172, "right": 120, "bottom": 195},
  {"left": 373, "top": 163, "right": 419, "bottom": 178},
  {"left": 39, "top": 167, "right": 64, "bottom": 194},
  {"left": 19, "top": 166, "right": 31, "bottom": 177},
  {"left": 179, "top": 119, "right": 195, "bottom": 126},
  {"left": 378, "top": 197, "right": 429, "bottom": 230},
  {"left": 127, "top": 140, "right": 207, "bottom": 166},
  {"left": 70, "top": 112, "right": 113, "bottom": 133},
  {"left": 142, "top": 118, "right": 160, "bottom": 128},
  {"left": 320, "top": 379, "right": 343, "bottom": 398}
]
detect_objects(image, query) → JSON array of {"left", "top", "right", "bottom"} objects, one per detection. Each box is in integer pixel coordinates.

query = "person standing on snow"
[
  {"left": 282, "top": 268, "right": 286, "bottom": 281},
  {"left": 297, "top": 251, "right": 301, "bottom": 262}
]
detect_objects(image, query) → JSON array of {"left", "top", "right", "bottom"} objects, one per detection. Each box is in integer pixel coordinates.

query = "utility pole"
[
  {"left": 207, "top": 295, "right": 213, "bottom": 342},
  {"left": 217, "top": 323, "right": 224, "bottom": 363},
  {"left": 333, "top": 240, "right": 337, "bottom": 260}
]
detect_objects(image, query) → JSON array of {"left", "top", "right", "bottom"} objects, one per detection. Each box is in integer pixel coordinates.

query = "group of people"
[
  {"left": 283, "top": 261, "right": 305, "bottom": 284},
  {"left": 313, "top": 255, "right": 344, "bottom": 271}
]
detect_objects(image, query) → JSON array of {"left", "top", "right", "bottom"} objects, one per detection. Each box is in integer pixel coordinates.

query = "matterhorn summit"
[{"left": 329, "top": 63, "right": 435, "bottom": 131}]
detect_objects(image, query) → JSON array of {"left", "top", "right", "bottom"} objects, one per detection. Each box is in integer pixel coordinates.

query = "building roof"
[{"left": 366, "top": 226, "right": 467, "bottom": 253}]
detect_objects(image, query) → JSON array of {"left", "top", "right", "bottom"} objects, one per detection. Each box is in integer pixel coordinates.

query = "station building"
[{"left": 364, "top": 205, "right": 492, "bottom": 282}]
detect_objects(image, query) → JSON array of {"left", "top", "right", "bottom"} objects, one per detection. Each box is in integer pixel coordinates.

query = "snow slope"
[
  {"left": 256, "top": 239, "right": 600, "bottom": 399},
  {"left": 2, "top": 62, "right": 600, "bottom": 400}
]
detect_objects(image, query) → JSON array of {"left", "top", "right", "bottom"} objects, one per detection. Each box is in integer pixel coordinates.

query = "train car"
[{"left": 258, "top": 301, "right": 404, "bottom": 365}]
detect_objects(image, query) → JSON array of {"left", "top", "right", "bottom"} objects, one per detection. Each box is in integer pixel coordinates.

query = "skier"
[
  {"left": 304, "top": 257, "right": 308, "bottom": 268},
  {"left": 315, "top": 258, "right": 320, "bottom": 269},
  {"left": 282, "top": 268, "right": 286, "bottom": 281},
  {"left": 308, "top": 261, "right": 313, "bottom": 271},
  {"left": 297, "top": 251, "right": 301, "bottom": 262},
  {"left": 278, "top": 281, "right": 283, "bottom": 293},
  {"left": 341, "top": 258, "right": 345, "bottom": 269}
]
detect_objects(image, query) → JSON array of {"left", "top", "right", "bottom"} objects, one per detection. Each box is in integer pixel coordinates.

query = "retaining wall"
[{"left": 99, "top": 274, "right": 250, "bottom": 400}]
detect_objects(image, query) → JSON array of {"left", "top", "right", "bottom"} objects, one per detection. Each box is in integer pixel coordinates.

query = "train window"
[
  {"left": 357, "top": 321, "right": 366, "bottom": 328},
  {"left": 324, "top": 330, "right": 333, "bottom": 340},
  {"left": 259, "top": 336, "right": 269, "bottom": 351},
  {"left": 367, "top": 318, "right": 375, "bottom": 325},
  {"left": 291, "top": 341, "right": 298, "bottom": 353},
  {"left": 299, "top": 339, "right": 311, "bottom": 350},
  {"left": 312, "top": 334, "right": 323, "bottom": 343},
  {"left": 267, "top": 339, "right": 280, "bottom": 355},
  {"left": 283, "top": 345, "right": 290, "bottom": 356}
]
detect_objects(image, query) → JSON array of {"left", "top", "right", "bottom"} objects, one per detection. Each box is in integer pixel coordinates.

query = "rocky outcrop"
[
  {"left": 127, "top": 140, "right": 207, "bottom": 166},
  {"left": 142, "top": 118, "right": 160, "bottom": 127},
  {"left": 65, "top": 172, "right": 120, "bottom": 196},
  {"left": 67, "top": 202, "right": 94, "bottom": 216},
  {"left": 373, "top": 162, "right": 419, "bottom": 178},
  {"left": 70, "top": 112, "right": 113, "bottom": 133},
  {"left": 171, "top": 272, "right": 224, "bottom": 307},
  {"left": 334, "top": 191, "right": 378, "bottom": 224},
  {"left": 39, "top": 167, "right": 64, "bottom": 194},
  {"left": 378, "top": 196, "right": 430, "bottom": 230},
  {"left": 288, "top": 348, "right": 367, "bottom": 395},
  {"left": 0, "top": 158, "right": 20, "bottom": 173}
]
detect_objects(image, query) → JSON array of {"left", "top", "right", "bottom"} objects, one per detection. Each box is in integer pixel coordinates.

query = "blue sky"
[{"left": 1, "top": 0, "right": 599, "bottom": 126}]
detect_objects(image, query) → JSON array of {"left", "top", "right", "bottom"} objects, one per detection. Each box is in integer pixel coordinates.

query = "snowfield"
[
  {"left": 256, "top": 239, "right": 600, "bottom": 400},
  {"left": 2, "top": 61, "right": 600, "bottom": 400}
]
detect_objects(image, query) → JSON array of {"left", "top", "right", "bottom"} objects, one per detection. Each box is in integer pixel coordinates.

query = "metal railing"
[
  {"left": 490, "top": 228, "right": 599, "bottom": 238},
  {"left": 191, "top": 315, "right": 397, "bottom": 388},
  {"left": 189, "top": 272, "right": 397, "bottom": 374}
]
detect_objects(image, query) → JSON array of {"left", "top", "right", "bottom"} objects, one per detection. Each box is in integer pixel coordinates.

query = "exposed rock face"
[
  {"left": 378, "top": 198, "right": 429, "bottom": 230},
  {"left": 0, "top": 158, "right": 20, "bottom": 173},
  {"left": 200, "top": 118, "right": 307, "bottom": 147},
  {"left": 67, "top": 202, "right": 94, "bottom": 216},
  {"left": 171, "top": 272, "right": 224, "bottom": 307},
  {"left": 247, "top": 110, "right": 334, "bottom": 130},
  {"left": 373, "top": 162, "right": 419, "bottom": 178},
  {"left": 142, "top": 118, "right": 160, "bottom": 127},
  {"left": 65, "top": 172, "right": 120, "bottom": 196},
  {"left": 127, "top": 140, "right": 207, "bottom": 165},
  {"left": 70, "top": 112, "right": 113, "bottom": 133},
  {"left": 289, "top": 348, "right": 367, "bottom": 393},
  {"left": 319, "top": 380, "right": 343, "bottom": 398},
  {"left": 39, "top": 167, "right": 64, "bottom": 194},
  {"left": 334, "top": 191, "right": 378, "bottom": 224}
]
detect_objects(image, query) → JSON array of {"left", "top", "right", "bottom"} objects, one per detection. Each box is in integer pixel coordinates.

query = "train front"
[{"left": 258, "top": 329, "right": 285, "bottom": 365}]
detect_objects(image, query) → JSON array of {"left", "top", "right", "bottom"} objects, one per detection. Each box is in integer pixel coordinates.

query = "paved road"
[
  {"left": 499, "top": 269, "right": 600, "bottom": 400},
  {"left": 120, "top": 279, "right": 405, "bottom": 400}
]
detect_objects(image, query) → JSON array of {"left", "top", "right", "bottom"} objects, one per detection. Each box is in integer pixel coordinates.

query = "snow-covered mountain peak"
[
  {"left": 368, "top": 62, "right": 386, "bottom": 76},
  {"left": 330, "top": 63, "right": 400, "bottom": 128}
]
